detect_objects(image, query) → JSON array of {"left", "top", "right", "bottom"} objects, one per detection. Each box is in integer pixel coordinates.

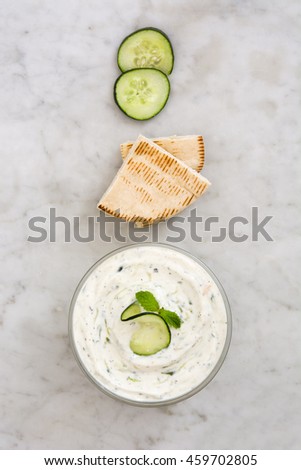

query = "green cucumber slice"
[
  {"left": 114, "top": 68, "right": 170, "bottom": 120},
  {"left": 120, "top": 301, "right": 142, "bottom": 320},
  {"left": 125, "top": 312, "right": 171, "bottom": 356},
  {"left": 117, "top": 28, "right": 174, "bottom": 75}
]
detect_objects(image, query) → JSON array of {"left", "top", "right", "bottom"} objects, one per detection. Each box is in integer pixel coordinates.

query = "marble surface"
[{"left": 1, "top": 0, "right": 300, "bottom": 450}]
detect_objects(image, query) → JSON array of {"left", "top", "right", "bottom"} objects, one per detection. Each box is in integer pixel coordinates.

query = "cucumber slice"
[
  {"left": 120, "top": 301, "right": 142, "bottom": 320},
  {"left": 117, "top": 28, "right": 174, "bottom": 75},
  {"left": 126, "top": 312, "right": 171, "bottom": 356},
  {"left": 114, "top": 68, "right": 170, "bottom": 120}
]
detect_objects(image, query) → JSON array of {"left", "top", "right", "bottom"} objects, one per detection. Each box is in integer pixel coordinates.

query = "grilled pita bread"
[
  {"left": 98, "top": 135, "right": 210, "bottom": 227},
  {"left": 120, "top": 135, "right": 205, "bottom": 172}
]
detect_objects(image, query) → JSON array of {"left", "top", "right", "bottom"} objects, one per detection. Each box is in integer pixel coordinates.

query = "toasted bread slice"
[
  {"left": 98, "top": 135, "right": 210, "bottom": 226},
  {"left": 120, "top": 135, "right": 205, "bottom": 172}
]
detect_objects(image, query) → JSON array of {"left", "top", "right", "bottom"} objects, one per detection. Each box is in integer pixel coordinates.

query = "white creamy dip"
[{"left": 71, "top": 245, "right": 230, "bottom": 403}]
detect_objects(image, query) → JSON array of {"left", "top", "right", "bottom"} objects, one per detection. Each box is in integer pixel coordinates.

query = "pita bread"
[
  {"left": 98, "top": 135, "right": 210, "bottom": 227},
  {"left": 120, "top": 135, "right": 205, "bottom": 172}
]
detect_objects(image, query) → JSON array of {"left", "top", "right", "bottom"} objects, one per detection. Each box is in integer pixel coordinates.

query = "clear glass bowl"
[{"left": 69, "top": 243, "right": 232, "bottom": 407}]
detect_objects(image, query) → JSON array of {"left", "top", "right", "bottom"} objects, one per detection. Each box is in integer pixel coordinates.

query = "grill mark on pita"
[
  {"left": 130, "top": 160, "right": 146, "bottom": 174},
  {"left": 182, "top": 168, "right": 190, "bottom": 179},
  {"left": 184, "top": 178, "right": 202, "bottom": 194},
  {"left": 134, "top": 162, "right": 147, "bottom": 173},
  {"left": 137, "top": 186, "right": 153, "bottom": 203},
  {"left": 148, "top": 150, "right": 167, "bottom": 167},
  {"left": 161, "top": 208, "right": 169, "bottom": 218},
  {"left": 164, "top": 207, "right": 177, "bottom": 218},
  {"left": 153, "top": 156, "right": 166, "bottom": 171},
  {"left": 174, "top": 187, "right": 182, "bottom": 196},
  {"left": 170, "top": 164, "right": 181, "bottom": 176},
  {"left": 128, "top": 161, "right": 153, "bottom": 181},
  {"left": 152, "top": 147, "right": 161, "bottom": 160},
  {"left": 154, "top": 139, "right": 164, "bottom": 148},
  {"left": 156, "top": 178, "right": 174, "bottom": 194},
  {"left": 197, "top": 135, "right": 205, "bottom": 171},
  {"left": 182, "top": 194, "right": 194, "bottom": 206},
  {"left": 98, "top": 204, "right": 115, "bottom": 216},
  {"left": 146, "top": 146, "right": 157, "bottom": 158},
  {"left": 135, "top": 141, "right": 148, "bottom": 155},
  {"left": 133, "top": 143, "right": 164, "bottom": 169},
  {"left": 200, "top": 182, "right": 207, "bottom": 193},
  {"left": 142, "top": 194, "right": 153, "bottom": 203},
  {"left": 145, "top": 174, "right": 154, "bottom": 185},
  {"left": 194, "top": 181, "right": 204, "bottom": 193},
  {"left": 143, "top": 166, "right": 153, "bottom": 182},
  {"left": 198, "top": 135, "right": 204, "bottom": 150},
  {"left": 199, "top": 182, "right": 206, "bottom": 192},
  {"left": 130, "top": 161, "right": 160, "bottom": 184},
  {"left": 127, "top": 158, "right": 140, "bottom": 171},
  {"left": 155, "top": 176, "right": 165, "bottom": 188},
  {"left": 173, "top": 166, "right": 186, "bottom": 178},
  {"left": 120, "top": 143, "right": 132, "bottom": 160},
  {"left": 120, "top": 175, "right": 132, "bottom": 187},
  {"left": 170, "top": 207, "right": 179, "bottom": 217},
  {"left": 159, "top": 157, "right": 173, "bottom": 173},
  {"left": 99, "top": 204, "right": 125, "bottom": 220}
]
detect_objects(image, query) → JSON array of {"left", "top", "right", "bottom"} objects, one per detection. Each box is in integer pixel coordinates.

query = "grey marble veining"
[{"left": 0, "top": 0, "right": 301, "bottom": 450}]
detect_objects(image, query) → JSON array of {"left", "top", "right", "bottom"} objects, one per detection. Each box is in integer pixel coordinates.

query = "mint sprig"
[
  {"left": 135, "top": 291, "right": 160, "bottom": 312},
  {"left": 135, "top": 290, "right": 182, "bottom": 329},
  {"left": 159, "top": 308, "right": 182, "bottom": 329}
]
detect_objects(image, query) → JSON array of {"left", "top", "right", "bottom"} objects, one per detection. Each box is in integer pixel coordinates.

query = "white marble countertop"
[{"left": 1, "top": 0, "right": 300, "bottom": 450}]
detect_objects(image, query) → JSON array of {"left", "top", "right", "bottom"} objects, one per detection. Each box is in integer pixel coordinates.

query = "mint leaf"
[
  {"left": 135, "top": 291, "right": 160, "bottom": 312},
  {"left": 159, "top": 308, "right": 182, "bottom": 329},
  {"left": 134, "top": 291, "right": 182, "bottom": 329}
]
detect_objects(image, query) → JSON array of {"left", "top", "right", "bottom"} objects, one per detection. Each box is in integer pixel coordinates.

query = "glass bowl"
[{"left": 69, "top": 243, "right": 232, "bottom": 407}]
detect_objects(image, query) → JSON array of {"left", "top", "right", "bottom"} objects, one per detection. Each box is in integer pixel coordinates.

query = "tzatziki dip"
[{"left": 70, "top": 244, "right": 231, "bottom": 404}]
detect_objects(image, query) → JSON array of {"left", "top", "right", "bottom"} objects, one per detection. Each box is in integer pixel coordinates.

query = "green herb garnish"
[
  {"left": 135, "top": 291, "right": 160, "bottom": 312},
  {"left": 159, "top": 308, "right": 181, "bottom": 329},
  {"left": 135, "top": 290, "right": 182, "bottom": 329}
]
